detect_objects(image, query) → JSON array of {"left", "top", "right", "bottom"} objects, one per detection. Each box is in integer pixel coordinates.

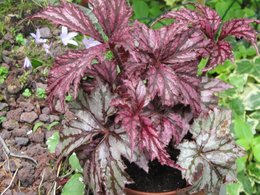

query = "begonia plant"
[{"left": 30, "top": 0, "right": 259, "bottom": 194}]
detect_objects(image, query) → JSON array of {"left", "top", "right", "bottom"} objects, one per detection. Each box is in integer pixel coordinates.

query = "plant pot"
[{"left": 125, "top": 187, "right": 205, "bottom": 195}]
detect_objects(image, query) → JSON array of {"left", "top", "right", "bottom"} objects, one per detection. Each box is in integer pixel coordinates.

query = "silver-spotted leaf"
[
  {"left": 177, "top": 109, "right": 245, "bottom": 194},
  {"left": 84, "top": 128, "right": 132, "bottom": 195}
]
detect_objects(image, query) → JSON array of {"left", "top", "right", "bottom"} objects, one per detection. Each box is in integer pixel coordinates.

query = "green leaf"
[
  {"left": 229, "top": 73, "right": 248, "bottom": 92},
  {"left": 237, "top": 171, "right": 254, "bottom": 195},
  {"left": 236, "top": 59, "right": 260, "bottom": 82},
  {"left": 226, "top": 182, "right": 243, "bottom": 195},
  {"left": 233, "top": 116, "right": 254, "bottom": 140},
  {"left": 46, "top": 132, "right": 60, "bottom": 153},
  {"left": 197, "top": 58, "right": 208, "bottom": 76},
  {"left": 226, "top": 98, "right": 245, "bottom": 117},
  {"left": 61, "top": 174, "right": 85, "bottom": 195},
  {"left": 69, "top": 153, "right": 83, "bottom": 173},
  {"left": 33, "top": 122, "right": 44, "bottom": 132},
  {"left": 132, "top": 0, "right": 149, "bottom": 19},
  {"left": 46, "top": 121, "right": 60, "bottom": 131},
  {"left": 248, "top": 163, "right": 260, "bottom": 182},
  {"left": 252, "top": 142, "right": 260, "bottom": 162},
  {"left": 250, "top": 111, "right": 260, "bottom": 131},
  {"left": 236, "top": 156, "right": 247, "bottom": 172},
  {"left": 22, "top": 88, "right": 32, "bottom": 98},
  {"left": 31, "top": 58, "right": 43, "bottom": 68}
]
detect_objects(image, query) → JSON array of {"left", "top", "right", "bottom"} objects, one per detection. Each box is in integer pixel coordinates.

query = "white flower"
[
  {"left": 60, "top": 26, "right": 78, "bottom": 46},
  {"left": 23, "top": 57, "right": 32, "bottom": 69},
  {"left": 43, "top": 43, "right": 52, "bottom": 56},
  {"left": 30, "top": 29, "right": 47, "bottom": 44},
  {"left": 82, "top": 37, "right": 101, "bottom": 49}
]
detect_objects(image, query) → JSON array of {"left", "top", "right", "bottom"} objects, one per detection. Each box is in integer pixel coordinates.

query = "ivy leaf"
[
  {"left": 31, "top": 0, "right": 102, "bottom": 42},
  {"left": 242, "top": 84, "right": 260, "bottom": 111},
  {"left": 69, "top": 153, "right": 83, "bottom": 173},
  {"left": 177, "top": 109, "right": 245, "bottom": 194},
  {"left": 61, "top": 173, "right": 85, "bottom": 195},
  {"left": 46, "top": 131, "right": 60, "bottom": 153}
]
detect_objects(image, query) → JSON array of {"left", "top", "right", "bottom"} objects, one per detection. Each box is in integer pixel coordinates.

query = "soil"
[{"left": 125, "top": 148, "right": 187, "bottom": 193}]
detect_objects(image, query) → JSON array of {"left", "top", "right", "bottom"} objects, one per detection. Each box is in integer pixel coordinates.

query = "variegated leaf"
[
  {"left": 84, "top": 128, "right": 133, "bottom": 195},
  {"left": 177, "top": 109, "right": 245, "bottom": 194}
]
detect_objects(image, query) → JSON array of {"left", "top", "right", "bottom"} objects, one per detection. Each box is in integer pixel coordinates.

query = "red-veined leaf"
[{"left": 47, "top": 45, "right": 106, "bottom": 110}]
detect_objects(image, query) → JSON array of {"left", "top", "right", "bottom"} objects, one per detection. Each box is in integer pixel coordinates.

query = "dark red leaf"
[
  {"left": 151, "top": 112, "right": 189, "bottom": 145},
  {"left": 220, "top": 19, "right": 260, "bottom": 53},
  {"left": 204, "top": 41, "right": 233, "bottom": 71},
  {"left": 156, "top": 4, "right": 221, "bottom": 39},
  {"left": 31, "top": 0, "right": 102, "bottom": 41},
  {"left": 89, "top": 0, "right": 132, "bottom": 44},
  {"left": 47, "top": 45, "right": 106, "bottom": 110},
  {"left": 92, "top": 60, "right": 117, "bottom": 85},
  {"left": 147, "top": 63, "right": 201, "bottom": 114}
]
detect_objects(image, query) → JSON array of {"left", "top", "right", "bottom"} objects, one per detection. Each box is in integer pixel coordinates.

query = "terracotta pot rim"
[
  {"left": 124, "top": 187, "right": 179, "bottom": 195},
  {"left": 124, "top": 186, "right": 198, "bottom": 195}
]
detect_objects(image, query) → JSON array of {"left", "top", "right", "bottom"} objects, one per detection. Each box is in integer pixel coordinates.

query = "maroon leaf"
[
  {"left": 113, "top": 80, "right": 180, "bottom": 168},
  {"left": 89, "top": 0, "right": 132, "bottom": 43},
  {"left": 112, "top": 80, "right": 150, "bottom": 151},
  {"left": 205, "top": 41, "right": 233, "bottom": 71},
  {"left": 147, "top": 63, "right": 201, "bottom": 114},
  {"left": 151, "top": 112, "right": 189, "bottom": 145},
  {"left": 31, "top": 0, "right": 102, "bottom": 41},
  {"left": 156, "top": 4, "right": 221, "bottom": 39},
  {"left": 92, "top": 60, "right": 117, "bottom": 85},
  {"left": 47, "top": 45, "right": 106, "bottom": 110},
  {"left": 195, "top": 4, "right": 221, "bottom": 39},
  {"left": 139, "top": 116, "right": 179, "bottom": 168},
  {"left": 220, "top": 19, "right": 260, "bottom": 53}
]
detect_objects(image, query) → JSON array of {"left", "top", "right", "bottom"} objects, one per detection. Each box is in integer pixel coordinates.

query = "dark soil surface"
[
  {"left": 125, "top": 160, "right": 186, "bottom": 192},
  {"left": 125, "top": 147, "right": 187, "bottom": 193}
]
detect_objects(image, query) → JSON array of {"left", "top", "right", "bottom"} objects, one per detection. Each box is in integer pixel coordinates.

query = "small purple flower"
[
  {"left": 30, "top": 29, "right": 47, "bottom": 44},
  {"left": 82, "top": 37, "right": 101, "bottom": 49},
  {"left": 60, "top": 26, "right": 78, "bottom": 46},
  {"left": 23, "top": 57, "right": 32, "bottom": 69}
]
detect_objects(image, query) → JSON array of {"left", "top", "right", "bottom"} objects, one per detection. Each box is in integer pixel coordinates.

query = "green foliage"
[
  {"left": 62, "top": 154, "right": 84, "bottom": 195},
  {"left": 33, "top": 122, "right": 44, "bottom": 132},
  {"left": 46, "top": 131, "right": 60, "bottom": 153},
  {"left": 15, "top": 33, "right": 26, "bottom": 45},
  {"left": 0, "top": 66, "right": 8, "bottom": 84},
  {"left": 69, "top": 153, "right": 83, "bottom": 173},
  {"left": 46, "top": 121, "right": 60, "bottom": 131},
  {"left": 131, "top": 0, "right": 167, "bottom": 24},
  {"left": 209, "top": 48, "right": 260, "bottom": 195},
  {"left": 61, "top": 173, "right": 85, "bottom": 195},
  {"left": 0, "top": 116, "right": 6, "bottom": 124},
  {"left": 22, "top": 88, "right": 32, "bottom": 98},
  {"left": 36, "top": 88, "right": 47, "bottom": 99},
  {"left": 65, "top": 94, "right": 73, "bottom": 102}
]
